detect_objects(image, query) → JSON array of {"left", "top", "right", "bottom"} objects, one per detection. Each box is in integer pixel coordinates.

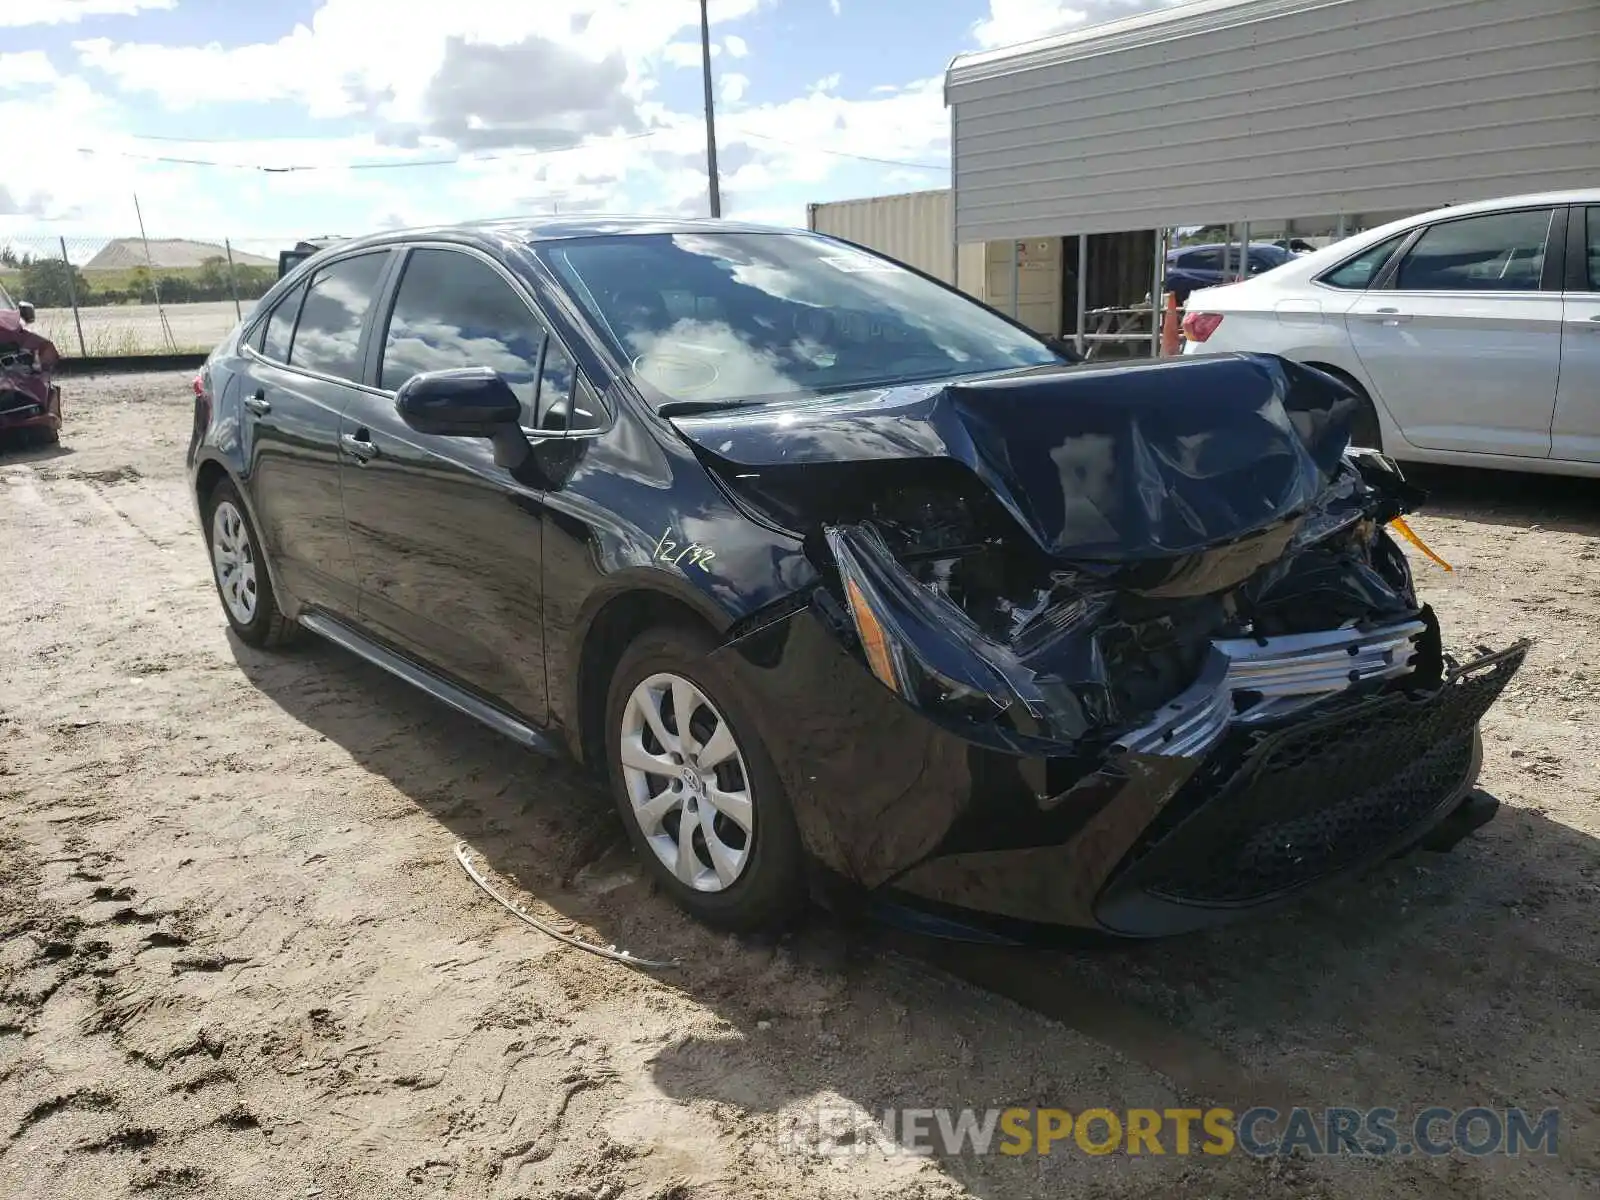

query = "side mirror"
[
  {"left": 17, "top": 301, "right": 35, "bottom": 325},
  {"left": 395, "top": 366, "right": 520, "bottom": 437}
]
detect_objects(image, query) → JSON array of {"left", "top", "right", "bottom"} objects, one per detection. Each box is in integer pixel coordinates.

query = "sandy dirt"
[{"left": 1, "top": 372, "right": 1596, "bottom": 1199}]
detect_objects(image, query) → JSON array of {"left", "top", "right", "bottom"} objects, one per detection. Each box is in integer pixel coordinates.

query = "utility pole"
[{"left": 699, "top": 0, "right": 722, "bottom": 217}]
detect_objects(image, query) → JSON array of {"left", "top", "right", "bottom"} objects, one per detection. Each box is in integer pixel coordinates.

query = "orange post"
[{"left": 1160, "top": 291, "right": 1181, "bottom": 357}]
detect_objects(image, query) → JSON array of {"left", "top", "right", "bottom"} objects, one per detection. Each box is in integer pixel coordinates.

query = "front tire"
[
  {"left": 203, "top": 480, "right": 298, "bottom": 648},
  {"left": 604, "top": 625, "right": 806, "bottom": 933}
]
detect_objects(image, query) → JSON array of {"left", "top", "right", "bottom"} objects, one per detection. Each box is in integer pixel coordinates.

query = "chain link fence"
[{"left": 1, "top": 232, "right": 295, "bottom": 357}]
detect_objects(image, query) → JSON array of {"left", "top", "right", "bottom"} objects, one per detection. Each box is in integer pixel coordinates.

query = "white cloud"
[
  {"left": 971, "top": 0, "right": 1187, "bottom": 51},
  {"left": 0, "top": 51, "right": 60, "bottom": 87},
  {"left": 661, "top": 41, "right": 716, "bottom": 69},
  {"left": 73, "top": 0, "right": 761, "bottom": 120},
  {"left": 810, "top": 73, "right": 841, "bottom": 93},
  {"left": 0, "top": 185, "right": 54, "bottom": 218},
  {"left": 0, "top": 0, "right": 955, "bottom": 241},
  {"left": 829, "top": 0, "right": 841, "bottom": 14},
  {"left": 719, "top": 76, "right": 948, "bottom": 188},
  {"left": 0, "top": 0, "right": 173, "bottom": 26}
]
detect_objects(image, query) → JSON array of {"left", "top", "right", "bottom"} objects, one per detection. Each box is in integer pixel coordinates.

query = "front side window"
[
  {"left": 539, "top": 232, "right": 1063, "bottom": 407},
  {"left": 535, "top": 337, "right": 574, "bottom": 429},
  {"left": 288, "top": 252, "right": 389, "bottom": 381},
  {"left": 1394, "top": 209, "right": 1554, "bottom": 293},
  {"left": 379, "top": 249, "right": 545, "bottom": 421},
  {"left": 1182, "top": 249, "right": 1222, "bottom": 272},
  {"left": 1320, "top": 234, "right": 1407, "bottom": 290},
  {"left": 261, "top": 281, "right": 306, "bottom": 361}
]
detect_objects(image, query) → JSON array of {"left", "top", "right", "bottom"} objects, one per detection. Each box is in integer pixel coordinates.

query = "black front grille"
[{"left": 1114, "top": 643, "right": 1524, "bottom": 907}]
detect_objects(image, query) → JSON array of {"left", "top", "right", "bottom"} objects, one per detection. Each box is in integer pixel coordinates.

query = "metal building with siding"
[
  {"left": 806, "top": 189, "right": 1166, "bottom": 353},
  {"left": 806, "top": 190, "right": 987, "bottom": 300},
  {"left": 945, "top": 0, "right": 1600, "bottom": 244}
]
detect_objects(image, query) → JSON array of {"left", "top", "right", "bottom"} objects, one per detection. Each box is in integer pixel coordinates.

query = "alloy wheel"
[
  {"left": 210, "top": 499, "right": 259, "bottom": 626},
  {"left": 619, "top": 671, "right": 755, "bottom": 892}
]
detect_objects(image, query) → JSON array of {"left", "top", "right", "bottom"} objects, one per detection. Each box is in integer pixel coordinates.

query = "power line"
[
  {"left": 721, "top": 127, "right": 948, "bottom": 170},
  {"left": 68, "top": 128, "right": 670, "bottom": 172},
  {"left": 65, "top": 125, "right": 948, "bottom": 174}
]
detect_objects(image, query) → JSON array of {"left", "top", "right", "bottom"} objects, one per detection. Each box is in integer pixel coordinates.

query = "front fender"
[{"left": 540, "top": 440, "right": 819, "bottom": 755}]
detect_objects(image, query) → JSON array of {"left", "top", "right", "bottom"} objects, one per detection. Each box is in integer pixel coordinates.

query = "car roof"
[
  {"left": 1389, "top": 189, "right": 1600, "bottom": 220},
  {"left": 316, "top": 215, "right": 810, "bottom": 259},
  {"left": 1268, "top": 189, "right": 1600, "bottom": 278}
]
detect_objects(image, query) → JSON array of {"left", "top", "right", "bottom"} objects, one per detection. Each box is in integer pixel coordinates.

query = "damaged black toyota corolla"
[{"left": 188, "top": 219, "right": 1527, "bottom": 939}]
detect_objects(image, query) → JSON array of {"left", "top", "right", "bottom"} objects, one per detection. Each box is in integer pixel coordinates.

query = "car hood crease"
[{"left": 668, "top": 352, "right": 1360, "bottom": 563}]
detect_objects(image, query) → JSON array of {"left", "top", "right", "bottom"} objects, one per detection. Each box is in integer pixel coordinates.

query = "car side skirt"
[{"left": 299, "top": 610, "right": 564, "bottom": 758}]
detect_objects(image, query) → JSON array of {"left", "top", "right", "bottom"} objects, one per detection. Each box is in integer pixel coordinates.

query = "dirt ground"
[{"left": 1, "top": 371, "right": 1596, "bottom": 1200}]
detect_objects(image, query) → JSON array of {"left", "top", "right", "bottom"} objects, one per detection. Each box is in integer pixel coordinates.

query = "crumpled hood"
[
  {"left": 0, "top": 309, "right": 60, "bottom": 409},
  {"left": 670, "top": 352, "right": 1359, "bottom": 562}
]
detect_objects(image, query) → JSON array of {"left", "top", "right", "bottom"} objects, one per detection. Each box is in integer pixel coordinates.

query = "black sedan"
[{"left": 186, "top": 217, "right": 1524, "bottom": 939}]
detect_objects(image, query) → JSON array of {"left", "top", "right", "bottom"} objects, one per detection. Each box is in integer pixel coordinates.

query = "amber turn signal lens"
[{"left": 844, "top": 577, "right": 901, "bottom": 694}]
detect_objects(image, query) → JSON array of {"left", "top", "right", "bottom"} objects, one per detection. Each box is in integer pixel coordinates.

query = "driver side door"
[{"left": 338, "top": 245, "right": 581, "bottom": 724}]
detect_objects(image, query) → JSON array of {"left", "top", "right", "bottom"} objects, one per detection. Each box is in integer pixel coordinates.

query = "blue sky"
[{"left": 0, "top": 0, "right": 1180, "bottom": 251}]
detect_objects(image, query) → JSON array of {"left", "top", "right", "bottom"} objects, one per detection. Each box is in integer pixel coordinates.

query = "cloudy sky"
[{"left": 0, "top": 0, "right": 1186, "bottom": 248}]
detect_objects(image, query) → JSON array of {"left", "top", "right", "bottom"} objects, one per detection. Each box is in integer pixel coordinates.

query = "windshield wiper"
[{"left": 655, "top": 398, "right": 758, "bottom": 417}]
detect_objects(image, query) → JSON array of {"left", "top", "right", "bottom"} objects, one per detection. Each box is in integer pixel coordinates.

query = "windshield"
[{"left": 538, "top": 232, "right": 1062, "bottom": 406}]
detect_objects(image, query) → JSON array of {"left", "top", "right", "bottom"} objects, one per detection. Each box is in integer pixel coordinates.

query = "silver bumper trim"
[{"left": 1113, "top": 620, "right": 1426, "bottom": 758}]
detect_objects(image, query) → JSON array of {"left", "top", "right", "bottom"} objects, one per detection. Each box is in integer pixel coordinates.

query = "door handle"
[
  {"left": 244, "top": 391, "right": 271, "bottom": 416},
  {"left": 340, "top": 432, "right": 379, "bottom": 463},
  {"left": 1363, "top": 308, "right": 1411, "bottom": 325}
]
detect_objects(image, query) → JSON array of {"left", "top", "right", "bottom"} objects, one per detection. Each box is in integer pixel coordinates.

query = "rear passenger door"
[
  {"left": 1346, "top": 206, "right": 1563, "bottom": 458},
  {"left": 1553, "top": 205, "right": 1600, "bottom": 462},
  {"left": 338, "top": 245, "right": 579, "bottom": 724},
  {"left": 240, "top": 250, "right": 390, "bottom": 621}
]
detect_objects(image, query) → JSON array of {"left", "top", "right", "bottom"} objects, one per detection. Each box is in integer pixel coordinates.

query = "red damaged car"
[{"left": 0, "top": 281, "right": 62, "bottom": 448}]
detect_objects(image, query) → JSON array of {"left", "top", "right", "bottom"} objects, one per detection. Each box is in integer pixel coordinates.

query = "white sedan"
[{"left": 1182, "top": 191, "right": 1600, "bottom": 478}]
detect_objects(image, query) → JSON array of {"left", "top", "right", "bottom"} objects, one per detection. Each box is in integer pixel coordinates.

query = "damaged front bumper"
[
  {"left": 714, "top": 604, "right": 1524, "bottom": 938},
  {"left": 711, "top": 456, "right": 1522, "bottom": 937},
  {"left": 0, "top": 385, "right": 61, "bottom": 434},
  {"left": 0, "top": 337, "right": 62, "bottom": 437}
]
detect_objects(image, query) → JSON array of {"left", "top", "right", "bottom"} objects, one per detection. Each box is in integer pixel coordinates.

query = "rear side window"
[
  {"left": 1182, "top": 249, "right": 1222, "bottom": 271},
  {"left": 261, "top": 281, "right": 306, "bottom": 361},
  {"left": 288, "top": 252, "right": 389, "bottom": 382},
  {"left": 379, "top": 248, "right": 545, "bottom": 420},
  {"left": 1394, "top": 209, "right": 1554, "bottom": 293},
  {"left": 1320, "top": 234, "right": 1407, "bottom": 290}
]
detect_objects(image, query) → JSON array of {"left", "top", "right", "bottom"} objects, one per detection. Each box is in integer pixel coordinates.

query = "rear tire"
[
  {"left": 203, "top": 479, "right": 298, "bottom": 649},
  {"left": 604, "top": 625, "right": 807, "bottom": 933}
]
